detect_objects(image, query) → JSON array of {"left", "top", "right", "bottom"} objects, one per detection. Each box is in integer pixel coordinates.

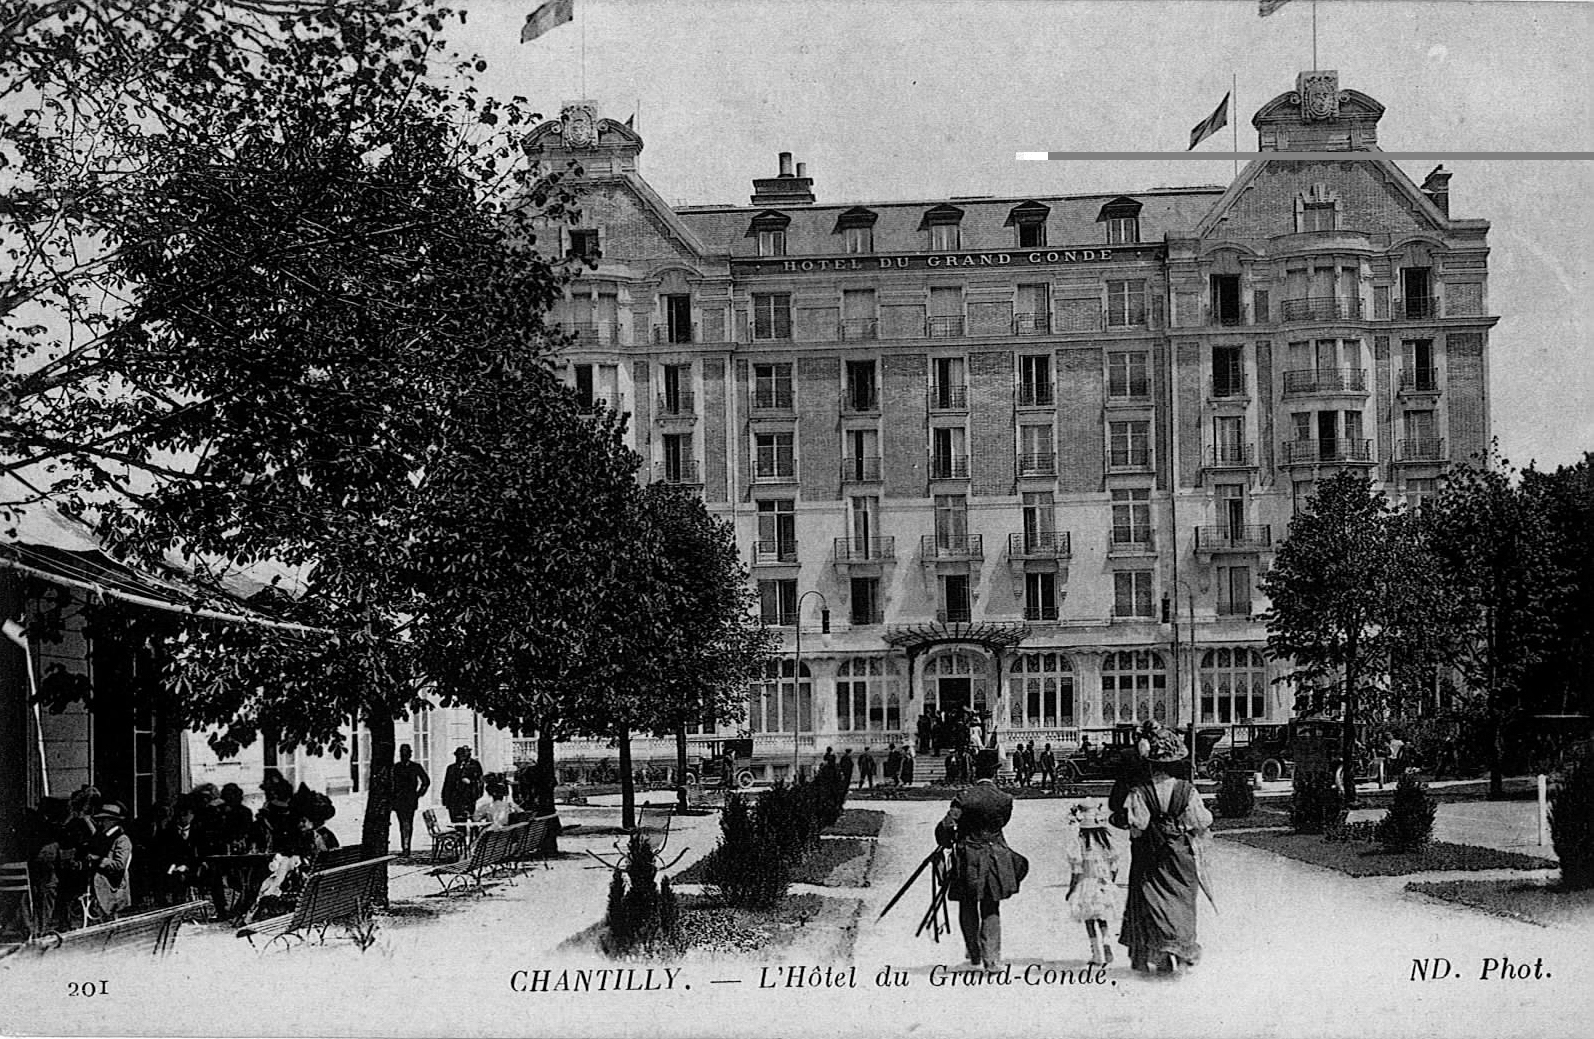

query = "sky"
[{"left": 450, "top": 0, "right": 1592, "bottom": 472}]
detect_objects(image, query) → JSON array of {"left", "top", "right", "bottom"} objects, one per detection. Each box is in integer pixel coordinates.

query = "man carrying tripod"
[{"left": 934, "top": 750, "right": 1027, "bottom": 968}]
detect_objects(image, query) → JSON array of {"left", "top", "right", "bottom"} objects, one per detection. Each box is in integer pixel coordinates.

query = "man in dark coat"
[
  {"left": 935, "top": 751, "right": 1025, "bottom": 969},
  {"left": 1039, "top": 743, "right": 1058, "bottom": 793},
  {"left": 858, "top": 747, "right": 876, "bottom": 789},
  {"left": 838, "top": 748, "right": 855, "bottom": 787},
  {"left": 883, "top": 744, "right": 902, "bottom": 786},
  {"left": 441, "top": 746, "right": 485, "bottom": 823},
  {"left": 391, "top": 744, "right": 431, "bottom": 856}
]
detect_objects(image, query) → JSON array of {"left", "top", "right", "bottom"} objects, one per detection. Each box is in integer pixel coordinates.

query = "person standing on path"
[
  {"left": 441, "top": 746, "right": 485, "bottom": 824},
  {"left": 935, "top": 751, "right": 1027, "bottom": 969},
  {"left": 1039, "top": 743, "right": 1058, "bottom": 793},
  {"left": 839, "top": 748, "right": 855, "bottom": 788},
  {"left": 1065, "top": 802, "right": 1120, "bottom": 966},
  {"left": 390, "top": 744, "right": 431, "bottom": 856},
  {"left": 883, "top": 744, "right": 902, "bottom": 787},
  {"left": 858, "top": 747, "right": 877, "bottom": 789},
  {"left": 900, "top": 743, "right": 916, "bottom": 786}
]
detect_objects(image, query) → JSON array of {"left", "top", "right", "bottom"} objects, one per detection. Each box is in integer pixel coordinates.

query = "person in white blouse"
[{"left": 472, "top": 776, "right": 523, "bottom": 831}]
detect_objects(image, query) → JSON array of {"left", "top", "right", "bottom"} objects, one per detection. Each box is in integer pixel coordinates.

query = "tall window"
[
  {"left": 1025, "top": 571, "right": 1058, "bottom": 621},
  {"left": 1199, "top": 648, "right": 1268, "bottom": 724},
  {"left": 1300, "top": 201, "right": 1336, "bottom": 232},
  {"left": 842, "top": 290, "right": 878, "bottom": 341},
  {"left": 1105, "top": 215, "right": 1139, "bottom": 244},
  {"left": 844, "top": 428, "right": 879, "bottom": 481},
  {"left": 661, "top": 363, "right": 691, "bottom": 411},
  {"left": 749, "top": 659, "right": 812, "bottom": 733},
  {"left": 411, "top": 708, "right": 432, "bottom": 772},
  {"left": 1212, "top": 345, "right": 1244, "bottom": 397},
  {"left": 1100, "top": 650, "right": 1166, "bottom": 723},
  {"left": 1108, "top": 419, "right": 1151, "bottom": 469},
  {"left": 1113, "top": 571, "right": 1154, "bottom": 619},
  {"left": 1018, "top": 423, "right": 1054, "bottom": 475},
  {"left": 1217, "top": 564, "right": 1252, "bottom": 616},
  {"left": 931, "top": 426, "right": 968, "bottom": 478},
  {"left": 1018, "top": 354, "right": 1053, "bottom": 405},
  {"left": 835, "top": 657, "right": 901, "bottom": 732},
  {"left": 940, "top": 573, "right": 972, "bottom": 623},
  {"left": 753, "top": 362, "right": 793, "bottom": 409},
  {"left": 845, "top": 359, "right": 878, "bottom": 410},
  {"left": 753, "top": 432, "right": 795, "bottom": 479},
  {"left": 1403, "top": 338, "right": 1436, "bottom": 390},
  {"left": 1016, "top": 219, "right": 1046, "bottom": 248},
  {"left": 757, "top": 229, "right": 787, "bottom": 256},
  {"left": 849, "top": 495, "right": 878, "bottom": 551},
  {"left": 1015, "top": 284, "right": 1050, "bottom": 333},
  {"left": 1292, "top": 479, "right": 1317, "bottom": 515},
  {"left": 928, "top": 286, "right": 964, "bottom": 337},
  {"left": 756, "top": 499, "right": 796, "bottom": 562},
  {"left": 1106, "top": 279, "right": 1146, "bottom": 326},
  {"left": 1021, "top": 491, "right": 1055, "bottom": 551},
  {"left": 752, "top": 293, "right": 792, "bottom": 340},
  {"left": 1009, "top": 653, "right": 1074, "bottom": 728},
  {"left": 1215, "top": 483, "right": 1246, "bottom": 536},
  {"left": 1111, "top": 487, "right": 1151, "bottom": 544},
  {"left": 849, "top": 577, "right": 882, "bottom": 626},
  {"left": 1212, "top": 415, "right": 1246, "bottom": 465},
  {"left": 758, "top": 580, "right": 798, "bottom": 626},
  {"left": 1107, "top": 351, "right": 1150, "bottom": 398},
  {"left": 931, "top": 356, "right": 967, "bottom": 408},
  {"left": 934, "top": 494, "right": 968, "bottom": 548},
  {"left": 929, "top": 222, "right": 960, "bottom": 251},
  {"left": 843, "top": 226, "right": 873, "bottom": 254},
  {"left": 661, "top": 432, "right": 693, "bottom": 483}
]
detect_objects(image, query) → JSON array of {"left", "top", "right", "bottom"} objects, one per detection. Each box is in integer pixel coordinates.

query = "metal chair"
[
  {"left": 422, "top": 808, "right": 465, "bottom": 863},
  {"left": 1, "top": 861, "right": 37, "bottom": 941}
]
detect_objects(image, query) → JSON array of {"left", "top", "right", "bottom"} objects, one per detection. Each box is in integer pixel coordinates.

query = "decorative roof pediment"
[
  {"left": 918, "top": 203, "right": 965, "bottom": 228},
  {"left": 745, "top": 210, "right": 791, "bottom": 237},
  {"left": 833, "top": 206, "right": 879, "bottom": 232},
  {"left": 1005, "top": 200, "right": 1051, "bottom": 226},
  {"left": 1096, "top": 196, "right": 1143, "bottom": 221}
]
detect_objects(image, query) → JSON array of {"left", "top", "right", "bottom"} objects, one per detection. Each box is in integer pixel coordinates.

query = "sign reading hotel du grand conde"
[{"left": 732, "top": 242, "right": 1163, "bottom": 277}]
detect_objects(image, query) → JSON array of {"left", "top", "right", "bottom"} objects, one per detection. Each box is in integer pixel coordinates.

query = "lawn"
[
  {"left": 559, "top": 892, "right": 864, "bottom": 962},
  {"left": 671, "top": 836, "right": 876, "bottom": 888},
  {"left": 1406, "top": 878, "right": 1594, "bottom": 928},
  {"left": 825, "top": 808, "right": 886, "bottom": 838},
  {"left": 1210, "top": 806, "right": 1291, "bottom": 831},
  {"left": 1221, "top": 831, "right": 1557, "bottom": 876}
]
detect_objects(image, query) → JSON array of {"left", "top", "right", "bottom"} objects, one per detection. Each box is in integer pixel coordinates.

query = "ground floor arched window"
[
  {"left": 1101, "top": 650, "right": 1166, "bottom": 724},
  {"left": 1008, "top": 652, "right": 1074, "bottom": 728},
  {"left": 924, "top": 649, "right": 989, "bottom": 717},
  {"left": 1199, "top": 647, "right": 1268, "bottom": 723},
  {"left": 835, "top": 657, "right": 902, "bottom": 733},
  {"left": 748, "top": 659, "right": 813, "bottom": 733}
]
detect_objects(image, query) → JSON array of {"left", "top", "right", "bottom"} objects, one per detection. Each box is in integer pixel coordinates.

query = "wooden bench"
[
  {"left": 428, "top": 823, "right": 528, "bottom": 896},
  {"left": 46, "top": 899, "right": 210, "bottom": 957},
  {"left": 502, "top": 816, "right": 555, "bottom": 876},
  {"left": 235, "top": 856, "right": 394, "bottom": 950},
  {"left": 310, "top": 845, "right": 366, "bottom": 873}
]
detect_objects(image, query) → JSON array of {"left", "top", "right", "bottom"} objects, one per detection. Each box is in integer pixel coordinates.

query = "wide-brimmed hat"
[
  {"left": 93, "top": 801, "right": 127, "bottom": 823},
  {"left": 1142, "top": 723, "right": 1186, "bottom": 763},
  {"left": 454, "top": 745, "right": 472, "bottom": 758},
  {"left": 1069, "top": 801, "right": 1109, "bottom": 828}
]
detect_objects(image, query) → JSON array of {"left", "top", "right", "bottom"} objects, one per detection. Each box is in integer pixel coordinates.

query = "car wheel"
[
  {"left": 1261, "top": 759, "right": 1284, "bottom": 782},
  {"left": 736, "top": 770, "right": 755, "bottom": 789}
]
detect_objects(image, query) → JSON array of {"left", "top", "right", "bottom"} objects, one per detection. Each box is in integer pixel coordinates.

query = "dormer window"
[
  {"left": 1007, "top": 201, "right": 1050, "bottom": 248},
  {"left": 1301, "top": 201, "right": 1336, "bottom": 232},
  {"left": 568, "top": 228, "right": 600, "bottom": 258},
  {"left": 1097, "top": 197, "right": 1142, "bottom": 245},
  {"left": 921, "top": 204, "right": 964, "bottom": 252},
  {"left": 759, "top": 229, "right": 787, "bottom": 256},
  {"left": 748, "top": 210, "right": 792, "bottom": 256},
  {"left": 834, "top": 206, "right": 878, "bottom": 255}
]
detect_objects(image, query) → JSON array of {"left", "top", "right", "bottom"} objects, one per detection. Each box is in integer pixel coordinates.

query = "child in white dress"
[{"left": 1066, "top": 801, "right": 1120, "bottom": 966}]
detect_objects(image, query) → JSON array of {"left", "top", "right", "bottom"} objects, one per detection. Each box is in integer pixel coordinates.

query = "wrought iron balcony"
[
  {"left": 752, "top": 540, "right": 799, "bottom": 565},
  {"left": 926, "top": 316, "right": 966, "bottom": 338},
  {"left": 930, "top": 455, "right": 970, "bottom": 480},
  {"left": 841, "top": 455, "right": 882, "bottom": 482},
  {"left": 1205, "top": 444, "right": 1256, "bottom": 469},
  {"left": 834, "top": 537, "right": 896, "bottom": 563},
  {"left": 1008, "top": 531, "right": 1071, "bottom": 559},
  {"left": 652, "top": 460, "right": 700, "bottom": 485},
  {"left": 751, "top": 391, "right": 794, "bottom": 412},
  {"left": 1013, "top": 313, "right": 1052, "bottom": 335},
  {"left": 652, "top": 323, "right": 694, "bottom": 344},
  {"left": 1282, "top": 438, "right": 1374, "bottom": 464},
  {"left": 656, "top": 391, "right": 695, "bottom": 417},
  {"left": 1393, "top": 296, "right": 1440, "bottom": 321},
  {"left": 921, "top": 534, "right": 983, "bottom": 561},
  {"left": 1017, "top": 382, "right": 1054, "bottom": 407},
  {"left": 1106, "top": 450, "right": 1154, "bottom": 473},
  {"left": 1108, "top": 527, "right": 1155, "bottom": 553},
  {"left": 567, "top": 321, "right": 622, "bottom": 345},
  {"left": 1194, "top": 525, "right": 1272, "bottom": 553},
  {"left": 752, "top": 464, "right": 797, "bottom": 483},
  {"left": 840, "top": 318, "right": 879, "bottom": 341},
  {"left": 1398, "top": 437, "right": 1446, "bottom": 461},
  {"left": 1210, "top": 377, "right": 1247, "bottom": 399},
  {"left": 1213, "top": 308, "right": 1248, "bottom": 327},
  {"left": 1017, "top": 451, "right": 1057, "bottom": 477},
  {"left": 842, "top": 388, "right": 880, "bottom": 413},
  {"left": 929, "top": 384, "right": 968, "bottom": 410},
  {"left": 1398, "top": 367, "right": 1440, "bottom": 393},
  {"left": 1283, "top": 367, "right": 1368, "bottom": 395},
  {"left": 1024, "top": 605, "right": 1060, "bottom": 622},
  {"left": 1280, "top": 296, "right": 1363, "bottom": 322}
]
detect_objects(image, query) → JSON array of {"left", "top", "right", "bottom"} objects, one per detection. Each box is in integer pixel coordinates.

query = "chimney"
[
  {"left": 1421, "top": 165, "right": 1452, "bottom": 216},
  {"left": 752, "top": 153, "right": 816, "bottom": 205}
]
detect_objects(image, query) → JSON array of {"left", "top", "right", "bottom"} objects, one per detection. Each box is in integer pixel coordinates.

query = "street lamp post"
[{"left": 793, "top": 590, "right": 831, "bottom": 778}]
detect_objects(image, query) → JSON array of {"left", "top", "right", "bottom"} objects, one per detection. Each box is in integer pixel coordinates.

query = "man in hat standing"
[
  {"left": 935, "top": 750, "right": 1027, "bottom": 969},
  {"left": 390, "top": 743, "right": 431, "bottom": 857},
  {"left": 87, "top": 801, "right": 134, "bottom": 921},
  {"left": 441, "top": 745, "right": 485, "bottom": 824}
]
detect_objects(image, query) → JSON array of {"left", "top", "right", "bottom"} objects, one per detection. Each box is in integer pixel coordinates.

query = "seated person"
[{"left": 472, "top": 777, "right": 523, "bottom": 830}]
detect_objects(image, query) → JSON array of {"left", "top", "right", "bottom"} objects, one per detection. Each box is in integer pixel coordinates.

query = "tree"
[
  {"left": 1519, "top": 454, "right": 1594, "bottom": 724},
  {"left": 1261, "top": 471, "right": 1436, "bottom": 802}
]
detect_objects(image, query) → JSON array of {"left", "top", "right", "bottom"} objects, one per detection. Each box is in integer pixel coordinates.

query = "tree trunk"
[
  {"left": 1488, "top": 714, "right": 1506, "bottom": 799},
  {"left": 618, "top": 723, "right": 635, "bottom": 831},
  {"left": 360, "top": 711, "right": 396, "bottom": 904},
  {"left": 1342, "top": 651, "right": 1360, "bottom": 806},
  {"left": 675, "top": 724, "right": 690, "bottom": 813},
  {"left": 536, "top": 728, "right": 559, "bottom": 855}
]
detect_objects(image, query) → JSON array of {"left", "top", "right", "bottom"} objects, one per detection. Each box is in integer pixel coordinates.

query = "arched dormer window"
[
  {"left": 1006, "top": 201, "right": 1050, "bottom": 248},
  {"left": 1097, "top": 196, "right": 1142, "bottom": 244},
  {"left": 920, "top": 204, "right": 964, "bottom": 251},
  {"left": 748, "top": 210, "right": 791, "bottom": 257},
  {"left": 833, "top": 206, "right": 878, "bottom": 255}
]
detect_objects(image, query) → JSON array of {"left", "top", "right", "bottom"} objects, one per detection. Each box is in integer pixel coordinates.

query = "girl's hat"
[{"left": 1069, "top": 801, "right": 1108, "bottom": 828}]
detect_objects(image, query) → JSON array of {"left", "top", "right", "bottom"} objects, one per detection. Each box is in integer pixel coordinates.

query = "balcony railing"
[
  {"left": 929, "top": 384, "right": 968, "bottom": 410},
  {"left": 840, "top": 318, "right": 879, "bottom": 341},
  {"left": 1017, "top": 451, "right": 1057, "bottom": 477},
  {"left": 841, "top": 455, "right": 882, "bottom": 482},
  {"left": 1017, "top": 383, "right": 1054, "bottom": 407},
  {"left": 1398, "top": 437, "right": 1446, "bottom": 461},
  {"left": 1194, "top": 525, "right": 1273, "bottom": 552},
  {"left": 927, "top": 316, "right": 966, "bottom": 338},
  {"left": 834, "top": 537, "right": 896, "bottom": 563},
  {"left": 652, "top": 323, "right": 694, "bottom": 344},
  {"left": 656, "top": 391, "right": 695, "bottom": 417},
  {"left": 1282, "top": 438, "right": 1374, "bottom": 464},
  {"left": 1283, "top": 367, "right": 1368, "bottom": 395},
  {"left": 1205, "top": 444, "right": 1255, "bottom": 468},
  {"left": 1013, "top": 313, "right": 1051, "bottom": 335},
  {"left": 1398, "top": 367, "right": 1440, "bottom": 393},
  {"left": 753, "top": 540, "right": 799, "bottom": 565},
  {"left": 842, "top": 389, "right": 880, "bottom": 413},
  {"left": 567, "top": 321, "right": 623, "bottom": 345},
  {"left": 1008, "top": 531, "right": 1072, "bottom": 559},
  {"left": 1212, "top": 308, "right": 1247, "bottom": 327},
  {"left": 1106, "top": 451, "right": 1154, "bottom": 472},
  {"left": 761, "top": 611, "right": 798, "bottom": 627},
  {"left": 930, "top": 455, "right": 970, "bottom": 479},
  {"left": 752, "top": 465, "right": 797, "bottom": 483},
  {"left": 1210, "top": 377, "right": 1247, "bottom": 399},
  {"left": 936, "top": 606, "right": 974, "bottom": 624},
  {"left": 1280, "top": 296, "right": 1363, "bottom": 322},
  {"left": 1393, "top": 296, "right": 1440, "bottom": 321},
  {"left": 921, "top": 534, "right": 983, "bottom": 560},
  {"left": 1024, "top": 605, "right": 1060, "bottom": 621},
  {"left": 1108, "top": 527, "right": 1155, "bottom": 552},
  {"left": 751, "top": 391, "right": 794, "bottom": 412},
  {"left": 652, "top": 461, "right": 700, "bottom": 485}
]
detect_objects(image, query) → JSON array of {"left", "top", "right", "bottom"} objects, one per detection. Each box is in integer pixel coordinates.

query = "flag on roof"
[
  {"left": 1259, "top": 0, "right": 1295, "bottom": 15},
  {"left": 1188, "top": 92, "right": 1230, "bottom": 151},
  {"left": 521, "top": 0, "right": 574, "bottom": 44}
]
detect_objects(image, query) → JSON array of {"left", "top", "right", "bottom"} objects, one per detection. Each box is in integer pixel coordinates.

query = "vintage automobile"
[
  {"left": 1205, "top": 718, "right": 1372, "bottom": 783},
  {"left": 682, "top": 737, "right": 757, "bottom": 790},
  {"left": 1062, "top": 724, "right": 1227, "bottom": 783}
]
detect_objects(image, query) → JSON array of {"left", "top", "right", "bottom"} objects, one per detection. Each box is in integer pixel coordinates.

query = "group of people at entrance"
[
  {"left": 820, "top": 744, "right": 916, "bottom": 788},
  {"left": 934, "top": 720, "right": 1212, "bottom": 976}
]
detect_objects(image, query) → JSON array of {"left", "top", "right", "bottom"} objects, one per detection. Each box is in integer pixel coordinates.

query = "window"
[
  {"left": 411, "top": 708, "right": 432, "bottom": 772},
  {"left": 931, "top": 426, "right": 968, "bottom": 478},
  {"left": 1400, "top": 267, "right": 1434, "bottom": 318},
  {"left": 1108, "top": 419, "right": 1151, "bottom": 469},
  {"left": 1210, "top": 275, "right": 1242, "bottom": 324},
  {"left": 934, "top": 494, "right": 968, "bottom": 549},
  {"left": 1018, "top": 354, "right": 1053, "bottom": 405},
  {"left": 1403, "top": 339, "right": 1436, "bottom": 391},
  {"left": 748, "top": 659, "right": 811, "bottom": 733},
  {"left": 843, "top": 226, "right": 873, "bottom": 254},
  {"left": 1018, "top": 423, "right": 1054, "bottom": 475},
  {"left": 849, "top": 578, "right": 882, "bottom": 627},
  {"left": 1111, "top": 487, "right": 1151, "bottom": 545},
  {"left": 928, "top": 286, "right": 964, "bottom": 337},
  {"left": 1292, "top": 479, "right": 1317, "bottom": 514},
  {"left": 1342, "top": 409, "right": 1364, "bottom": 448},
  {"left": 1021, "top": 491, "right": 1055, "bottom": 551},
  {"left": 849, "top": 495, "right": 879, "bottom": 551},
  {"left": 1199, "top": 648, "right": 1268, "bottom": 724},
  {"left": 756, "top": 499, "right": 796, "bottom": 562},
  {"left": 1300, "top": 201, "right": 1336, "bottom": 232},
  {"left": 1106, "top": 279, "right": 1146, "bottom": 326},
  {"left": 567, "top": 228, "right": 600, "bottom": 258},
  {"left": 661, "top": 363, "right": 691, "bottom": 413},
  {"left": 929, "top": 223, "right": 961, "bottom": 251},
  {"left": 1025, "top": 571, "right": 1058, "bottom": 621},
  {"left": 753, "top": 432, "right": 795, "bottom": 480},
  {"left": 841, "top": 289, "right": 878, "bottom": 340},
  {"left": 662, "top": 295, "right": 692, "bottom": 344},
  {"left": 1405, "top": 477, "right": 1438, "bottom": 509},
  {"left": 835, "top": 657, "right": 901, "bottom": 732},
  {"left": 572, "top": 363, "right": 596, "bottom": 411},
  {"left": 940, "top": 574, "right": 972, "bottom": 623},
  {"left": 1212, "top": 415, "right": 1246, "bottom": 466},
  {"left": 1216, "top": 483, "right": 1246, "bottom": 536},
  {"left": 1217, "top": 564, "right": 1252, "bottom": 616},
  {"left": 1017, "top": 220, "right": 1045, "bottom": 247},
  {"left": 752, "top": 293, "right": 792, "bottom": 340},
  {"left": 845, "top": 359, "right": 878, "bottom": 411},
  {"left": 1107, "top": 351, "right": 1150, "bottom": 398},
  {"left": 661, "top": 432, "right": 693, "bottom": 483},
  {"left": 931, "top": 356, "right": 966, "bottom": 408},
  {"left": 1009, "top": 653, "right": 1074, "bottom": 728},
  {"left": 758, "top": 579, "right": 798, "bottom": 626},
  {"left": 757, "top": 229, "right": 787, "bottom": 256},
  {"left": 1212, "top": 345, "right": 1244, "bottom": 397},
  {"left": 1403, "top": 410, "right": 1438, "bottom": 459},
  {"left": 844, "top": 428, "right": 879, "bottom": 481},
  {"left": 1100, "top": 650, "right": 1166, "bottom": 724},
  {"left": 1114, "top": 570, "right": 1154, "bottom": 619},
  {"left": 1101, "top": 215, "right": 1136, "bottom": 244},
  {"left": 753, "top": 362, "right": 794, "bottom": 409},
  {"left": 1015, "top": 284, "right": 1050, "bottom": 333}
]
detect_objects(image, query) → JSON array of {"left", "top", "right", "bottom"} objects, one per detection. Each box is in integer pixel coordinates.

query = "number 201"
[{"left": 67, "top": 980, "right": 109, "bottom": 997}]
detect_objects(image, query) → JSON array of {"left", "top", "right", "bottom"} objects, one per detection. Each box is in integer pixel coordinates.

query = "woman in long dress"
[{"left": 1118, "top": 725, "right": 1212, "bottom": 976}]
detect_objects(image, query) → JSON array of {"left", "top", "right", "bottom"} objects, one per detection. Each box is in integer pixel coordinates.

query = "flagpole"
[
  {"left": 580, "top": 4, "right": 587, "bottom": 97},
  {"left": 1312, "top": 0, "right": 1319, "bottom": 69},
  {"left": 1232, "top": 72, "right": 1239, "bottom": 178}
]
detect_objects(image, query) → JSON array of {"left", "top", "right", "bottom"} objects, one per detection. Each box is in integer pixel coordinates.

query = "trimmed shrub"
[
  {"left": 1323, "top": 818, "right": 1379, "bottom": 843},
  {"left": 1375, "top": 774, "right": 1437, "bottom": 852},
  {"left": 1215, "top": 771, "right": 1256, "bottom": 819},
  {"left": 1551, "top": 746, "right": 1594, "bottom": 889},
  {"left": 811, "top": 761, "right": 849, "bottom": 830},
  {"left": 1290, "top": 771, "right": 1343, "bottom": 835},
  {"left": 600, "top": 834, "right": 683, "bottom": 957},
  {"left": 704, "top": 792, "right": 791, "bottom": 909}
]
